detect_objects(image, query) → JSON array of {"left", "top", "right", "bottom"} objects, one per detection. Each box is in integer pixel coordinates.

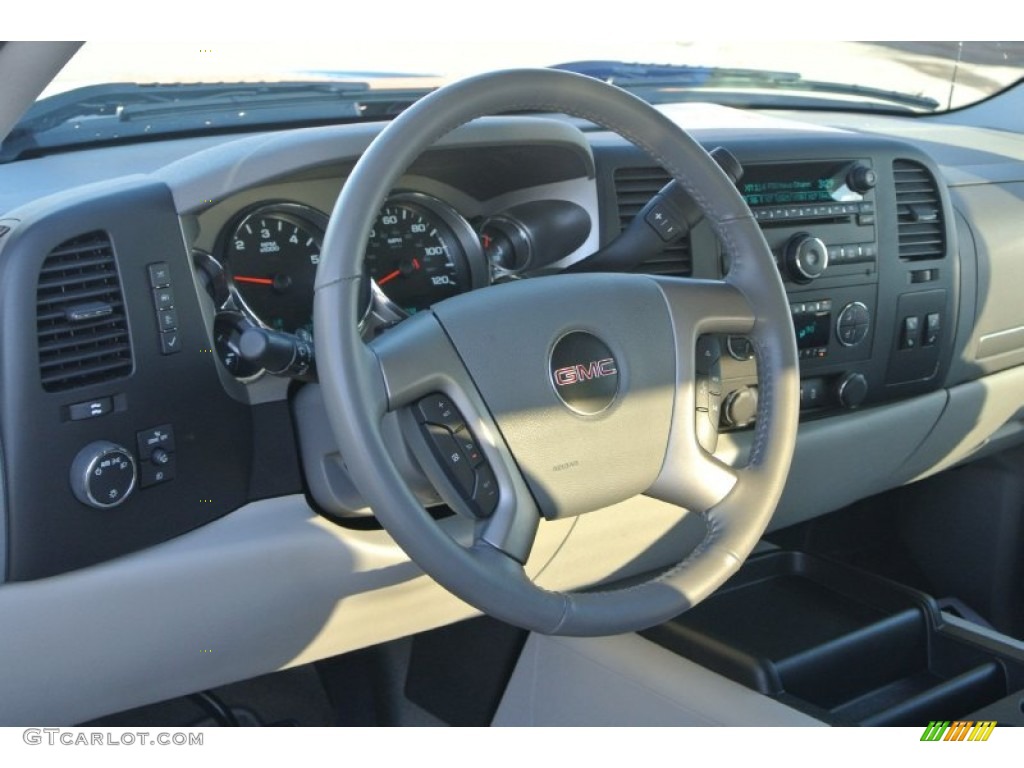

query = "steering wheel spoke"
[{"left": 371, "top": 312, "right": 541, "bottom": 563}]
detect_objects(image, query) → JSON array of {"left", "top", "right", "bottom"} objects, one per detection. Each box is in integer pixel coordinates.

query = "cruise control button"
[
  {"left": 424, "top": 424, "right": 475, "bottom": 497},
  {"left": 453, "top": 429, "right": 483, "bottom": 467},
  {"left": 414, "top": 394, "right": 465, "bottom": 432},
  {"left": 695, "top": 336, "right": 721, "bottom": 375},
  {"left": 472, "top": 464, "right": 499, "bottom": 517}
]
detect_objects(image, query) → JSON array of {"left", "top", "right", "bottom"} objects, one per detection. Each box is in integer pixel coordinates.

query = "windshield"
[{"left": 9, "top": 41, "right": 1024, "bottom": 161}]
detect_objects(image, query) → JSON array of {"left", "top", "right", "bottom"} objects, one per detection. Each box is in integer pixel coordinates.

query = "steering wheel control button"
[
  {"left": 414, "top": 394, "right": 466, "bottom": 432},
  {"left": 425, "top": 424, "right": 476, "bottom": 497},
  {"left": 549, "top": 332, "right": 619, "bottom": 416},
  {"left": 70, "top": 441, "right": 137, "bottom": 509},
  {"left": 147, "top": 262, "right": 171, "bottom": 288},
  {"left": 472, "top": 464, "right": 500, "bottom": 517},
  {"left": 68, "top": 396, "right": 113, "bottom": 421},
  {"left": 413, "top": 395, "right": 498, "bottom": 517},
  {"left": 836, "top": 301, "right": 870, "bottom": 347},
  {"left": 454, "top": 431, "right": 483, "bottom": 467}
]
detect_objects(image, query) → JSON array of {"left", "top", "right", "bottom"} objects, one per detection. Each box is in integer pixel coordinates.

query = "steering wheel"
[{"left": 313, "top": 69, "right": 799, "bottom": 636}]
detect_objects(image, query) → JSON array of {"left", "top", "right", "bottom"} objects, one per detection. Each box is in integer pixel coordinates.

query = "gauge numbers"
[{"left": 223, "top": 204, "right": 326, "bottom": 335}]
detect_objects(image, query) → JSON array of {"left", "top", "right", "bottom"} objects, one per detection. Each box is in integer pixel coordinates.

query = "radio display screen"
[
  {"left": 741, "top": 161, "right": 860, "bottom": 207},
  {"left": 793, "top": 311, "right": 831, "bottom": 349}
]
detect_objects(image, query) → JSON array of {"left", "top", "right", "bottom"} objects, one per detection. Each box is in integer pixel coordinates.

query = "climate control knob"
[
  {"left": 70, "top": 441, "right": 137, "bottom": 509},
  {"left": 784, "top": 234, "right": 829, "bottom": 283},
  {"left": 723, "top": 387, "right": 758, "bottom": 428},
  {"left": 836, "top": 373, "right": 868, "bottom": 409}
]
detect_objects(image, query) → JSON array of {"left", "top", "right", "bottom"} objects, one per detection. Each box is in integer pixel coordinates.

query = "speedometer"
[{"left": 366, "top": 193, "right": 484, "bottom": 314}]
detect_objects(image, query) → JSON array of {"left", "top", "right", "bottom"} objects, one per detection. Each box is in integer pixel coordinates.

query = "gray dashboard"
[
  {"left": 0, "top": 98, "right": 1023, "bottom": 723},
  {"left": 1, "top": 103, "right": 1022, "bottom": 575}
]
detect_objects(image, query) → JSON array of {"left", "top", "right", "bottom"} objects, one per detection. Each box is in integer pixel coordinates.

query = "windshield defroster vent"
[
  {"left": 893, "top": 160, "right": 945, "bottom": 261},
  {"left": 614, "top": 166, "right": 693, "bottom": 277},
  {"left": 36, "top": 231, "right": 133, "bottom": 392}
]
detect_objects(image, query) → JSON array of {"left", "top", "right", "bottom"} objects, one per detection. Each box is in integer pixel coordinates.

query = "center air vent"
[
  {"left": 614, "top": 166, "right": 692, "bottom": 276},
  {"left": 893, "top": 159, "right": 946, "bottom": 261},
  {"left": 36, "top": 231, "right": 133, "bottom": 392}
]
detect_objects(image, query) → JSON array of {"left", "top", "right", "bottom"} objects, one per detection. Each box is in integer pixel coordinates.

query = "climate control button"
[{"left": 836, "top": 301, "right": 870, "bottom": 347}]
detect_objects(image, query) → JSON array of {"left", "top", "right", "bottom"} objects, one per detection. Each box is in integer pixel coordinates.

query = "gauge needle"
[
  {"left": 377, "top": 269, "right": 402, "bottom": 286},
  {"left": 234, "top": 276, "right": 274, "bottom": 285}
]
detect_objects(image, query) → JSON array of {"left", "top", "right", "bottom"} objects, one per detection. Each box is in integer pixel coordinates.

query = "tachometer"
[
  {"left": 223, "top": 203, "right": 326, "bottom": 335},
  {"left": 366, "top": 193, "right": 484, "bottom": 314}
]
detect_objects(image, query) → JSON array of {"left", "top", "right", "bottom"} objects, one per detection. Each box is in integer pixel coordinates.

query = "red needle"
[
  {"left": 234, "top": 275, "right": 274, "bottom": 286},
  {"left": 377, "top": 269, "right": 401, "bottom": 286}
]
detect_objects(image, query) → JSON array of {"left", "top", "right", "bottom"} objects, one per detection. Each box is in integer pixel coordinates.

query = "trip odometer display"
[
  {"left": 223, "top": 203, "right": 326, "bottom": 335},
  {"left": 365, "top": 193, "right": 483, "bottom": 314}
]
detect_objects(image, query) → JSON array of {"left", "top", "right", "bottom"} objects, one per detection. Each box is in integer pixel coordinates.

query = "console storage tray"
[{"left": 642, "top": 551, "right": 1024, "bottom": 726}]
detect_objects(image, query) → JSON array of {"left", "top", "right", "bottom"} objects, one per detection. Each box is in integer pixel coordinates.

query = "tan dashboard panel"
[{"left": 955, "top": 182, "right": 1024, "bottom": 372}]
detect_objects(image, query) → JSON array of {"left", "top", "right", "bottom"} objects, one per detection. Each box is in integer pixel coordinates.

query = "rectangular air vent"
[
  {"left": 36, "top": 231, "right": 133, "bottom": 392},
  {"left": 614, "top": 166, "right": 693, "bottom": 276},
  {"left": 893, "top": 159, "right": 946, "bottom": 261}
]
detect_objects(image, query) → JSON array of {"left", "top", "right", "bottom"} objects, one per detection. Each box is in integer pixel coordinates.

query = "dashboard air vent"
[
  {"left": 614, "top": 166, "right": 693, "bottom": 276},
  {"left": 893, "top": 159, "right": 945, "bottom": 261},
  {"left": 36, "top": 231, "right": 133, "bottom": 392}
]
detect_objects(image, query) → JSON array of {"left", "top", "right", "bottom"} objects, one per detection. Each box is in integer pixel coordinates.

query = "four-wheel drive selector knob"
[
  {"left": 784, "top": 233, "right": 829, "bottom": 284},
  {"left": 70, "top": 441, "right": 137, "bottom": 509}
]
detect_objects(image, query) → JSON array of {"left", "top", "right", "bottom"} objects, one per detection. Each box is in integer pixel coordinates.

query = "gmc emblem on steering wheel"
[
  {"left": 549, "top": 332, "right": 620, "bottom": 415},
  {"left": 553, "top": 358, "right": 617, "bottom": 387}
]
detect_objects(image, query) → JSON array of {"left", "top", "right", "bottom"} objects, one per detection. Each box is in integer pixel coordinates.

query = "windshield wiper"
[
  {"left": 1, "top": 81, "right": 436, "bottom": 163},
  {"left": 553, "top": 60, "right": 941, "bottom": 112}
]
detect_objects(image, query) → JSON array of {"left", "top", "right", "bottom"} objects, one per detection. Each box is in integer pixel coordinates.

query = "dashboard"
[
  {"left": 0, "top": 105, "right": 1000, "bottom": 577},
  {"left": 3, "top": 94, "right": 1024, "bottom": 723}
]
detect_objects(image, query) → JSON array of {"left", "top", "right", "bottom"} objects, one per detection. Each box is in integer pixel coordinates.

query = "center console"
[
  {"left": 718, "top": 148, "right": 958, "bottom": 428},
  {"left": 605, "top": 135, "right": 960, "bottom": 431}
]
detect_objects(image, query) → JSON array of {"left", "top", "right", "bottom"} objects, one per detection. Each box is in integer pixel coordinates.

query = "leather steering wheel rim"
[{"left": 314, "top": 69, "right": 799, "bottom": 636}]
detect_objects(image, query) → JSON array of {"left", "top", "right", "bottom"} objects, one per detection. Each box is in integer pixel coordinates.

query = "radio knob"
[
  {"left": 723, "top": 387, "right": 758, "bottom": 428},
  {"left": 784, "top": 234, "right": 829, "bottom": 284},
  {"left": 847, "top": 164, "right": 878, "bottom": 194},
  {"left": 836, "top": 373, "right": 868, "bottom": 409}
]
